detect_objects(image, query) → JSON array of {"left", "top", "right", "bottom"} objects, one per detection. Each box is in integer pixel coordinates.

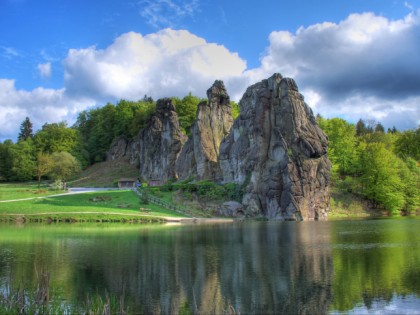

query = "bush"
[{"left": 139, "top": 189, "right": 149, "bottom": 204}]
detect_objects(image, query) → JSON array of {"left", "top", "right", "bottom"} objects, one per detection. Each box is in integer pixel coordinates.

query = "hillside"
[{"left": 69, "top": 158, "right": 139, "bottom": 187}]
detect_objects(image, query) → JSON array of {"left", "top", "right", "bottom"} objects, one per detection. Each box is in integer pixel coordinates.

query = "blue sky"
[{"left": 1, "top": 0, "right": 420, "bottom": 140}]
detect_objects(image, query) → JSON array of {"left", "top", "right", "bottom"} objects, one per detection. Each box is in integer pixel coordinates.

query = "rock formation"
[
  {"left": 106, "top": 74, "right": 330, "bottom": 220},
  {"left": 107, "top": 136, "right": 131, "bottom": 161},
  {"left": 136, "top": 98, "right": 187, "bottom": 183},
  {"left": 176, "top": 80, "right": 233, "bottom": 180},
  {"left": 219, "top": 74, "right": 331, "bottom": 220}
]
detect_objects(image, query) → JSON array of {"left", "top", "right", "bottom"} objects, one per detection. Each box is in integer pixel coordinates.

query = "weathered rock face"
[
  {"left": 137, "top": 98, "right": 187, "bottom": 183},
  {"left": 219, "top": 74, "right": 331, "bottom": 220},
  {"left": 217, "top": 201, "right": 245, "bottom": 218},
  {"left": 107, "top": 136, "right": 131, "bottom": 161},
  {"left": 176, "top": 80, "right": 233, "bottom": 180}
]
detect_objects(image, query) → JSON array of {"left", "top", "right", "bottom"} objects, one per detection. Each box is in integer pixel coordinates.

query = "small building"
[
  {"left": 117, "top": 178, "right": 137, "bottom": 188},
  {"left": 148, "top": 179, "right": 161, "bottom": 187}
]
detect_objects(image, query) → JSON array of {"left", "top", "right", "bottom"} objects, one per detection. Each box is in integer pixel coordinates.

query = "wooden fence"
[{"left": 131, "top": 188, "right": 193, "bottom": 217}]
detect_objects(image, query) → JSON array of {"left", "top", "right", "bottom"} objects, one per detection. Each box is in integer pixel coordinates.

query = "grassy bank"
[
  {"left": 68, "top": 159, "right": 139, "bottom": 188},
  {"left": 0, "top": 182, "right": 65, "bottom": 201},
  {"left": 328, "top": 186, "right": 385, "bottom": 219},
  {"left": 0, "top": 186, "right": 187, "bottom": 223}
]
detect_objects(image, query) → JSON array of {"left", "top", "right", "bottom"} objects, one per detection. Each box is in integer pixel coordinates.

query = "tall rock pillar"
[
  {"left": 176, "top": 80, "right": 233, "bottom": 181},
  {"left": 137, "top": 98, "right": 187, "bottom": 183},
  {"left": 219, "top": 74, "right": 331, "bottom": 220}
]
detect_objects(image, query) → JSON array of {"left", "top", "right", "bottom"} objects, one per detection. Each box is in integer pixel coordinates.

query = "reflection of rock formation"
[{"left": 67, "top": 223, "right": 332, "bottom": 314}]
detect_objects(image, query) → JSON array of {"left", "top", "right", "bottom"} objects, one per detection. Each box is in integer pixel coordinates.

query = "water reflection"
[
  {"left": 330, "top": 218, "right": 420, "bottom": 313},
  {"left": 1, "top": 219, "right": 420, "bottom": 314}
]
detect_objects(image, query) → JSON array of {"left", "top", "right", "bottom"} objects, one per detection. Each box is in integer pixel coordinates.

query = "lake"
[{"left": 1, "top": 218, "right": 420, "bottom": 314}]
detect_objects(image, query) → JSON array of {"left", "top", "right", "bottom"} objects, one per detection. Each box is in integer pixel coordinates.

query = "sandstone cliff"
[
  {"left": 176, "top": 80, "right": 233, "bottom": 180},
  {"left": 136, "top": 98, "right": 187, "bottom": 183},
  {"left": 219, "top": 74, "right": 331, "bottom": 220},
  {"left": 107, "top": 136, "right": 131, "bottom": 161},
  {"left": 106, "top": 74, "right": 330, "bottom": 220}
]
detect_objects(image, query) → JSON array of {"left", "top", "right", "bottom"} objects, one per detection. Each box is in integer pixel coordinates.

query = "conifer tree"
[{"left": 18, "top": 117, "right": 33, "bottom": 141}]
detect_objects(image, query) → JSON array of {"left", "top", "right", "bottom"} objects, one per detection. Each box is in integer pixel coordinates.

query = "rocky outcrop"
[
  {"left": 176, "top": 80, "right": 233, "bottom": 180},
  {"left": 217, "top": 201, "right": 245, "bottom": 217},
  {"left": 219, "top": 74, "right": 331, "bottom": 220},
  {"left": 106, "top": 74, "right": 330, "bottom": 220},
  {"left": 137, "top": 98, "right": 187, "bottom": 183},
  {"left": 107, "top": 136, "right": 131, "bottom": 161}
]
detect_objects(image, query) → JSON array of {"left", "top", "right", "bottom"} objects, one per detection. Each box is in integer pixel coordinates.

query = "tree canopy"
[{"left": 318, "top": 116, "right": 420, "bottom": 214}]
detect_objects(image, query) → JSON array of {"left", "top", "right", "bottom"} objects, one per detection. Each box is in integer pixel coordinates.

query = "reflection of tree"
[{"left": 330, "top": 219, "right": 420, "bottom": 312}]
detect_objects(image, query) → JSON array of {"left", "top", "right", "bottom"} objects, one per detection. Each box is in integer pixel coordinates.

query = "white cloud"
[
  {"left": 0, "top": 79, "right": 95, "bottom": 141},
  {"left": 247, "top": 10, "right": 420, "bottom": 129},
  {"left": 37, "top": 62, "right": 51, "bottom": 79},
  {"left": 63, "top": 29, "right": 247, "bottom": 101}
]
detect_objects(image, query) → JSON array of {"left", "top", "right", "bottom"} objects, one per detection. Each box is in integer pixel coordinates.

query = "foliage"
[
  {"left": 18, "top": 116, "right": 33, "bottom": 141},
  {"left": 318, "top": 116, "right": 420, "bottom": 214},
  {"left": 34, "top": 152, "right": 53, "bottom": 188},
  {"left": 34, "top": 122, "right": 79, "bottom": 153},
  {"left": 9, "top": 139, "right": 36, "bottom": 181},
  {"left": 357, "top": 142, "right": 405, "bottom": 213},
  {"left": 172, "top": 93, "right": 202, "bottom": 135},
  {"left": 49, "top": 152, "right": 81, "bottom": 180},
  {"left": 75, "top": 100, "right": 156, "bottom": 163},
  {"left": 139, "top": 188, "right": 150, "bottom": 204},
  {"left": 230, "top": 101, "right": 240, "bottom": 120},
  {"left": 0, "top": 272, "right": 128, "bottom": 314},
  {"left": 318, "top": 117, "right": 357, "bottom": 176},
  {"left": 166, "top": 180, "right": 243, "bottom": 201},
  {"left": 394, "top": 128, "right": 420, "bottom": 161},
  {"left": 0, "top": 140, "right": 13, "bottom": 181}
]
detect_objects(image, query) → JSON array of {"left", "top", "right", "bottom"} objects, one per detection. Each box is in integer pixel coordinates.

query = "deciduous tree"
[
  {"left": 49, "top": 151, "right": 81, "bottom": 181},
  {"left": 34, "top": 152, "right": 53, "bottom": 188}
]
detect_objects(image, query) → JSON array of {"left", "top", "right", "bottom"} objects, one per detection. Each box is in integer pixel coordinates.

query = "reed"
[{"left": 0, "top": 272, "right": 127, "bottom": 315}]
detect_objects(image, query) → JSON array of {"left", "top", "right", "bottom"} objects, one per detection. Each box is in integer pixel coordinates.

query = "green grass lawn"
[
  {"left": 0, "top": 189, "right": 187, "bottom": 222},
  {"left": 0, "top": 182, "right": 65, "bottom": 201}
]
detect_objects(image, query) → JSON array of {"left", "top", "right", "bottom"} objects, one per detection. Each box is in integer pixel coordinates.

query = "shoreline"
[{"left": 0, "top": 212, "right": 236, "bottom": 224}]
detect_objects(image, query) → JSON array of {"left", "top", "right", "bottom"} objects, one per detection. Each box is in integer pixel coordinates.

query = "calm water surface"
[{"left": 1, "top": 218, "right": 420, "bottom": 314}]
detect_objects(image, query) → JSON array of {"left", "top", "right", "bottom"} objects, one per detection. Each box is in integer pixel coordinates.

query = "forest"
[{"left": 0, "top": 94, "right": 418, "bottom": 215}]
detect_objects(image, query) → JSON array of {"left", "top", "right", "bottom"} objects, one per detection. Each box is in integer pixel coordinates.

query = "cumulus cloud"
[
  {"left": 37, "top": 62, "right": 51, "bottom": 79},
  {"left": 64, "top": 29, "right": 247, "bottom": 101},
  {"left": 249, "top": 10, "right": 420, "bottom": 129},
  {"left": 0, "top": 79, "right": 96, "bottom": 141}
]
